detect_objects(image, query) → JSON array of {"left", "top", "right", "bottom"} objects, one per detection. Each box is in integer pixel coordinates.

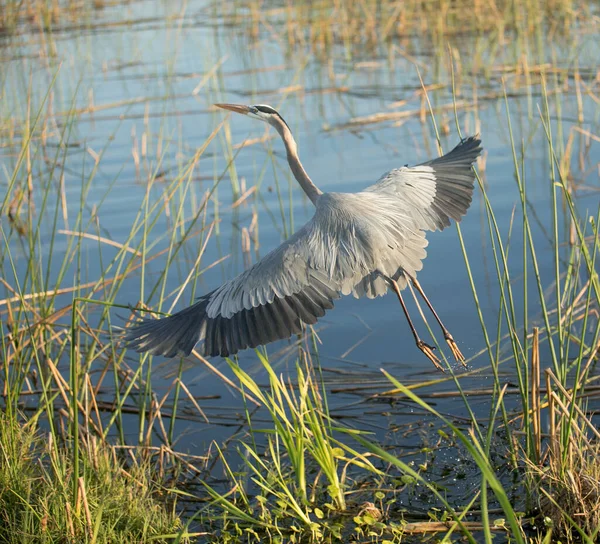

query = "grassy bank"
[{"left": 0, "top": 411, "right": 192, "bottom": 542}]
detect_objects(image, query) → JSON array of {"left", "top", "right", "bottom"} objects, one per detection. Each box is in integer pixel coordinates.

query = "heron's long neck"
[{"left": 275, "top": 119, "right": 322, "bottom": 205}]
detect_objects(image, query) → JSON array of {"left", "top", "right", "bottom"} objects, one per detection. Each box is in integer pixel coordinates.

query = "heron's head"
[{"left": 215, "top": 103, "right": 287, "bottom": 130}]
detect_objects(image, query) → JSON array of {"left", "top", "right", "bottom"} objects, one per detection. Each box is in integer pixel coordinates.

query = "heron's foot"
[
  {"left": 417, "top": 340, "right": 443, "bottom": 372},
  {"left": 444, "top": 332, "right": 466, "bottom": 366}
]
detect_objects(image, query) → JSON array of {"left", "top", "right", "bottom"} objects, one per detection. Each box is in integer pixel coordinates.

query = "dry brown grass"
[
  {"left": 526, "top": 333, "right": 600, "bottom": 541},
  {"left": 223, "top": 0, "right": 591, "bottom": 57},
  {"left": 537, "top": 443, "right": 600, "bottom": 539},
  {"left": 0, "top": 0, "right": 127, "bottom": 33}
]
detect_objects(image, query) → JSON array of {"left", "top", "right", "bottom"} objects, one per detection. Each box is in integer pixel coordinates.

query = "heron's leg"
[
  {"left": 388, "top": 278, "right": 443, "bottom": 372},
  {"left": 408, "top": 276, "right": 466, "bottom": 365}
]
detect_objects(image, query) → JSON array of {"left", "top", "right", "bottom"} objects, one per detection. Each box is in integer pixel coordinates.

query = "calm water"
[{"left": 2, "top": 0, "right": 600, "bottom": 455}]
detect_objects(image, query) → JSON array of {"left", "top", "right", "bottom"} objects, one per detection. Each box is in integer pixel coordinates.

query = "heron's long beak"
[{"left": 214, "top": 103, "right": 250, "bottom": 115}]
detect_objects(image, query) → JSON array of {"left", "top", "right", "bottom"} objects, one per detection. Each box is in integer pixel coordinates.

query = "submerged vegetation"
[{"left": 1, "top": 0, "right": 599, "bottom": 542}]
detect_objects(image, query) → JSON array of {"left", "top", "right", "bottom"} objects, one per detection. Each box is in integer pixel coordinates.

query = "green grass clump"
[
  {"left": 0, "top": 411, "right": 188, "bottom": 543},
  {"left": 199, "top": 354, "right": 381, "bottom": 542}
]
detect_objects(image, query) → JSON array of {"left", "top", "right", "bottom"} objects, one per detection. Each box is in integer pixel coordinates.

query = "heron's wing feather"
[
  {"left": 351, "top": 136, "right": 482, "bottom": 298},
  {"left": 364, "top": 136, "right": 482, "bottom": 231},
  {"left": 205, "top": 220, "right": 341, "bottom": 319},
  {"left": 125, "top": 218, "right": 344, "bottom": 358}
]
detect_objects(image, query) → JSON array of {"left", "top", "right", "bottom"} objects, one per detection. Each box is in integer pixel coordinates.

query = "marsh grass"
[
  {"left": 220, "top": 0, "right": 593, "bottom": 62},
  {"left": 0, "top": 62, "right": 232, "bottom": 540},
  {"left": 528, "top": 366, "right": 600, "bottom": 540},
  {"left": 197, "top": 352, "right": 392, "bottom": 542},
  {"left": 0, "top": 0, "right": 145, "bottom": 35},
  {"left": 0, "top": 410, "right": 194, "bottom": 543},
  {"left": 1, "top": 0, "right": 600, "bottom": 542}
]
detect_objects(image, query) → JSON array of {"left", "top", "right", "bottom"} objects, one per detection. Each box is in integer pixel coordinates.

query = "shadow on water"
[{"left": 1, "top": 0, "right": 599, "bottom": 541}]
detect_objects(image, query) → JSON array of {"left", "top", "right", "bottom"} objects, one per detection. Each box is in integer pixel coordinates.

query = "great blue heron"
[{"left": 125, "top": 103, "right": 482, "bottom": 370}]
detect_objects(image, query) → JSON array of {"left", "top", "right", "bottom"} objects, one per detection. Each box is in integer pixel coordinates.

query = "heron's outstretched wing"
[
  {"left": 364, "top": 136, "right": 482, "bottom": 231},
  {"left": 124, "top": 220, "right": 342, "bottom": 358},
  {"left": 351, "top": 136, "right": 482, "bottom": 298}
]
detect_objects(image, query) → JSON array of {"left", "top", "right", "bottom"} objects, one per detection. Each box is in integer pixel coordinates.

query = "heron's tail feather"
[{"left": 124, "top": 294, "right": 212, "bottom": 358}]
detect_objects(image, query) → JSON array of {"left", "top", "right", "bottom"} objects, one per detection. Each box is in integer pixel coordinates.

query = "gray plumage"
[{"left": 125, "top": 103, "right": 482, "bottom": 364}]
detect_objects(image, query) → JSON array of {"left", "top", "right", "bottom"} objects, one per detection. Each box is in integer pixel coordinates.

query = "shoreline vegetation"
[{"left": 1, "top": 0, "right": 599, "bottom": 542}]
